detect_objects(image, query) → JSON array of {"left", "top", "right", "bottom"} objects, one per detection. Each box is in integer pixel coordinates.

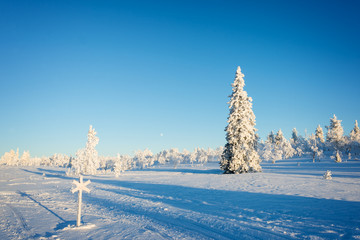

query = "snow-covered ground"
[{"left": 1, "top": 158, "right": 360, "bottom": 239}]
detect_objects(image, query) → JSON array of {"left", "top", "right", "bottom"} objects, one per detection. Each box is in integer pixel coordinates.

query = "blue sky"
[{"left": 1, "top": 0, "right": 359, "bottom": 157}]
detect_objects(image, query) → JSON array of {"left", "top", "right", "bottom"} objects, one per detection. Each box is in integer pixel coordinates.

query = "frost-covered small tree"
[
  {"left": 308, "top": 134, "right": 323, "bottom": 162},
  {"left": 315, "top": 125, "right": 325, "bottom": 143},
  {"left": 154, "top": 150, "right": 167, "bottom": 165},
  {"left": 273, "top": 130, "right": 285, "bottom": 163},
  {"left": 114, "top": 154, "right": 132, "bottom": 177},
  {"left": 290, "top": 128, "right": 308, "bottom": 157},
  {"left": 71, "top": 125, "right": 100, "bottom": 175},
  {"left": 168, "top": 148, "right": 181, "bottom": 168},
  {"left": 326, "top": 114, "right": 344, "bottom": 150},
  {"left": 272, "top": 129, "right": 295, "bottom": 163},
  {"left": 182, "top": 149, "right": 191, "bottom": 163},
  {"left": 189, "top": 149, "right": 197, "bottom": 165},
  {"left": 349, "top": 120, "right": 360, "bottom": 157},
  {"left": 19, "top": 150, "right": 31, "bottom": 166},
  {"left": 260, "top": 138, "right": 275, "bottom": 162},
  {"left": 220, "top": 66, "right": 261, "bottom": 174},
  {"left": 323, "top": 170, "right": 332, "bottom": 180},
  {"left": 291, "top": 128, "right": 298, "bottom": 144},
  {"left": 350, "top": 120, "right": 360, "bottom": 143},
  {"left": 334, "top": 151, "right": 342, "bottom": 163},
  {"left": 49, "top": 153, "right": 70, "bottom": 167},
  {"left": 196, "top": 148, "right": 208, "bottom": 165}
]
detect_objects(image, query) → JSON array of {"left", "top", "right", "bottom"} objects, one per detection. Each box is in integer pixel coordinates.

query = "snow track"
[
  {"left": 0, "top": 161, "right": 360, "bottom": 239},
  {"left": 5, "top": 203, "right": 30, "bottom": 232},
  {"left": 89, "top": 183, "right": 293, "bottom": 240}
]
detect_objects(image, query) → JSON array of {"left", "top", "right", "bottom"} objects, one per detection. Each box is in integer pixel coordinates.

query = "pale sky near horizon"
[{"left": 1, "top": 0, "right": 359, "bottom": 157}]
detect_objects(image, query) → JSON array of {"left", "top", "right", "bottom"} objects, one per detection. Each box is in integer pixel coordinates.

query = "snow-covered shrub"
[
  {"left": 323, "top": 170, "right": 332, "bottom": 180},
  {"left": 334, "top": 151, "right": 342, "bottom": 163}
]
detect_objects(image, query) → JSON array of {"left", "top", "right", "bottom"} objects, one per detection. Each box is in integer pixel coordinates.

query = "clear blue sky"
[{"left": 1, "top": 0, "right": 359, "bottom": 157}]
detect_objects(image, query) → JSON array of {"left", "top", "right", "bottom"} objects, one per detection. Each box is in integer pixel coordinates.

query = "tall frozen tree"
[
  {"left": 72, "top": 125, "right": 100, "bottom": 175},
  {"left": 220, "top": 66, "right": 261, "bottom": 174},
  {"left": 326, "top": 114, "right": 344, "bottom": 150}
]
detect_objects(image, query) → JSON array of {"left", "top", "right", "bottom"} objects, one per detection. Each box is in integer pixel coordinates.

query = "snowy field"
[{"left": 1, "top": 158, "right": 360, "bottom": 240}]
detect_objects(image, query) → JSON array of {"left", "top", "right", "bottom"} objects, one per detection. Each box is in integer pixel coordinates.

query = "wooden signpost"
[{"left": 72, "top": 175, "right": 91, "bottom": 227}]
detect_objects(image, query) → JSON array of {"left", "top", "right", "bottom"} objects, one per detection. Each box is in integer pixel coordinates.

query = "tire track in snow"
[
  {"left": 5, "top": 203, "right": 30, "bottom": 232},
  {"left": 91, "top": 187, "right": 292, "bottom": 240}
]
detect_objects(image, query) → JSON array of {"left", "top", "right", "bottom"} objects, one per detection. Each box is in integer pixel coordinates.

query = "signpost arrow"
[{"left": 72, "top": 175, "right": 91, "bottom": 227}]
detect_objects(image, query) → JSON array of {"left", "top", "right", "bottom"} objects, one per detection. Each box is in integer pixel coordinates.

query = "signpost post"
[{"left": 72, "top": 175, "right": 91, "bottom": 227}]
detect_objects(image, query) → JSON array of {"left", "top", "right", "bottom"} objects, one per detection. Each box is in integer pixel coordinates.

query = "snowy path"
[{"left": 0, "top": 159, "right": 360, "bottom": 239}]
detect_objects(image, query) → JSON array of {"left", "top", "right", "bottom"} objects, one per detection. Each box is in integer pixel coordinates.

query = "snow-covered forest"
[{"left": 1, "top": 115, "right": 359, "bottom": 175}]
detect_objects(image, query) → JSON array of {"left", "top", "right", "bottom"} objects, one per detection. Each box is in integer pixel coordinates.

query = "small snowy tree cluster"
[
  {"left": 260, "top": 130, "right": 295, "bottom": 163},
  {"left": 259, "top": 115, "right": 360, "bottom": 162},
  {"left": 0, "top": 149, "right": 20, "bottom": 166},
  {"left": 134, "top": 148, "right": 154, "bottom": 169},
  {"left": 220, "top": 66, "right": 261, "bottom": 174},
  {"left": 114, "top": 154, "right": 132, "bottom": 177},
  {"left": 0, "top": 149, "right": 47, "bottom": 166},
  {"left": 91, "top": 147, "right": 224, "bottom": 176}
]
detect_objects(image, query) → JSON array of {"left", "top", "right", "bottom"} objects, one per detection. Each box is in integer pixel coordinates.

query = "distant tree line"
[
  {"left": 1, "top": 116, "right": 359, "bottom": 175},
  {"left": 258, "top": 115, "right": 360, "bottom": 163},
  {"left": 0, "top": 126, "right": 223, "bottom": 176}
]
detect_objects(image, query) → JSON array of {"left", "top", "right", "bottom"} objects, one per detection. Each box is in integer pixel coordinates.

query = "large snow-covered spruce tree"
[{"left": 220, "top": 66, "right": 261, "bottom": 174}]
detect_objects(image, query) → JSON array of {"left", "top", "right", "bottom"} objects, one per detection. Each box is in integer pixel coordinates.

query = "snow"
[{"left": 1, "top": 158, "right": 360, "bottom": 239}]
